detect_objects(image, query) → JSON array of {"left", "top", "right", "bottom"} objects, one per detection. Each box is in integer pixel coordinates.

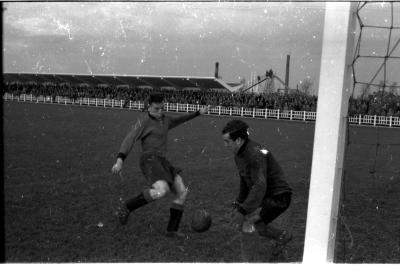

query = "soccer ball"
[{"left": 191, "top": 209, "right": 212, "bottom": 232}]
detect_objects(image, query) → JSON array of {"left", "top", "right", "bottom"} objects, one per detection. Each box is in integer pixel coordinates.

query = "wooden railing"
[{"left": 3, "top": 93, "right": 399, "bottom": 127}]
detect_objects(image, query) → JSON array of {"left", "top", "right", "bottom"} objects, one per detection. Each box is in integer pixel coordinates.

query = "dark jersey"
[
  {"left": 118, "top": 111, "right": 200, "bottom": 158},
  {"left": 234, "top": 139, "right": 292, "bottom": 214}
]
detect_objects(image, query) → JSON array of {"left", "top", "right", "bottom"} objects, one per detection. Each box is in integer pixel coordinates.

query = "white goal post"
[{"left": 303, "top": 2, "right": 357, "bottom": 263}]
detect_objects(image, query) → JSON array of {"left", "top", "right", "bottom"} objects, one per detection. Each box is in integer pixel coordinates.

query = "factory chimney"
[
  {"left": 215, "top": 62, "right": 219, "bottom": 78},
  {"left": 285, "top": 55, "right": 290, "bottom": 90}
]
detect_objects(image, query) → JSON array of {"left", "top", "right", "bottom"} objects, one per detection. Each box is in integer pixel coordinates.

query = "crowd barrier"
[{"left": 3, "top": 93, "right": 399, "bottom": 128}]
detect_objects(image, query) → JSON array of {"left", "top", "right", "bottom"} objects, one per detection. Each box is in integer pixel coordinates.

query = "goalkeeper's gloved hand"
[
  {"left": 232, "top": 200, "right": 241, "bottom": 209},
  {"left": 229, "top": 211, "right": 245, "bottom": 231}
]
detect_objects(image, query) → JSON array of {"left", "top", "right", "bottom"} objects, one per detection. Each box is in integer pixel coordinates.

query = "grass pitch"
[{"left": 3, "top": 101, "right": 399, "bottom": 263}]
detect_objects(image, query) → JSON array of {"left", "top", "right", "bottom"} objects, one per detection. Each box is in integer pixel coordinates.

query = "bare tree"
[
  {"left": 360, "top": 84, "right": 369, "bottom": 99},
  {"left": 263, "top": 77, "right": 275, "bottom": 94},
  {"left": 238, "top": 77, "right": 247, "bottom": 93},
  {"left": 389, "top": 82, "right": 399, "bottom": 96},
  {"left": 299, "top": 77, "right": 314, "bottom": 95}
]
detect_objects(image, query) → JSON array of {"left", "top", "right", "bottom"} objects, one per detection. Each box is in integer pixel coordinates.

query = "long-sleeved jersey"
[
  {"left": 118, "top": 111, "right": 200, "bottom": 158},
  {"left": 234, "top": 139, "right": 292, "bottom": 215}
]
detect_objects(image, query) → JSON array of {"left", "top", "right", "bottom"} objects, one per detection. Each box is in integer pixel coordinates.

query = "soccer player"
[
  {"left": 111, "top": 92, "right": 208, "bottom": 237},
  {"left": 222, "top": 119, "right": 292, "bottom": 244}
]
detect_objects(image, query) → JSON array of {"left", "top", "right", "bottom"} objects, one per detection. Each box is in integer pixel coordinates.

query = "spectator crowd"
[
  {"left": 3, "top": 81, "right": 400, "bottom": 117},
  {"left": 348, "top": 92, "right": 400, "bottom": 117}
]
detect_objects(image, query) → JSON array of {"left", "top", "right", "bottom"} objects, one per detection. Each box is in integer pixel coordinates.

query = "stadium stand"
[
  {"left": 2, "top": 71, "right": 400, "bottom": 118},
  {"left": 4, "top": 79, "right": 400, "bottom": 117}
]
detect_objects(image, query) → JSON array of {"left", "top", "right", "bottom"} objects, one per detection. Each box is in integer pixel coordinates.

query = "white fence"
[{"left": 3, "top": 93, "right": 400, "bottom": 128}]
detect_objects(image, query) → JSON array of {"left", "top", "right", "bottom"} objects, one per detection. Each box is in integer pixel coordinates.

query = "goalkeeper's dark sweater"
[
  {"left": 234, "top": 139, "right": 292, "bottom": 215},
  {"left": 118, "top": 111, "right": 200, "bottom": 158}
]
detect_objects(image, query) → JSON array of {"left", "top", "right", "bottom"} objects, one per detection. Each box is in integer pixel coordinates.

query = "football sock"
[
  {"left": 126, "top": 191, "right": 151, "bottom": 212},
  {"left": 167, "top": 203, "right": 184, "bottom": 232}
]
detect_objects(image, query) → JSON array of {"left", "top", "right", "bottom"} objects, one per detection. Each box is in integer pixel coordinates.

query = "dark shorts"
[
  {"left": 139, "top": 153, "right": 182, "bottom": 187},
  {"left": 259, "top": 192, "right": 292, "bottom": 224}
]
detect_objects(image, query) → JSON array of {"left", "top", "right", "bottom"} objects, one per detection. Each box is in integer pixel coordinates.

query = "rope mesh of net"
[{"left": 338, "top": 2, "right": 400, "bottom": 262}]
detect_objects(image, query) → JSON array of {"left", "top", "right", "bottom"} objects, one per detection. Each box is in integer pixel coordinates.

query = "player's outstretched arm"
[{"left": 168, "top": 105, "right": 209, "bottom": 129}]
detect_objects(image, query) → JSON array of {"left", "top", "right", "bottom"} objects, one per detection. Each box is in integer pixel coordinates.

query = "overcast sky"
[{"left": 3, "top": 2, "right": 399, "bottom": 94}]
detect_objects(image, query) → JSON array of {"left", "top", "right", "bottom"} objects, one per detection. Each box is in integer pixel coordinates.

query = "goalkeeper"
[{"left": 222, "top": 119, "right": 292, "bottom": 244}]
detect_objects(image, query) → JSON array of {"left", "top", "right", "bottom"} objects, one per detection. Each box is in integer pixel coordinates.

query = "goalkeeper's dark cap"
[
  {"left": 149, "top": 92, "right": 164, "bottom": 104},
  {"left": 222, "top": 119, "right": 249, "bottom": 141}
]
